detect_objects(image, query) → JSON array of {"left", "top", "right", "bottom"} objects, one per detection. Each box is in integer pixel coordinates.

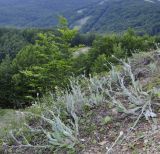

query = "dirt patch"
[{"left": 77, "top": 103, "right": 160, "bottom": 154}]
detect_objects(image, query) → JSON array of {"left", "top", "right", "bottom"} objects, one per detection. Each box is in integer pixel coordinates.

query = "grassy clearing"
[
  {"left": 0, "top": 109, "right": 16, "bottom": 130},
  {"left": 0, "top": 109, "right": 19, "bottom": 148},
  {"left": 0, "top": 109, "right": 26, "bottom": 137}
]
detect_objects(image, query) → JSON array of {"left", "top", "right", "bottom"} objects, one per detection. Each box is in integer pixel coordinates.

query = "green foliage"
[
  {"left": 0, "top": 56, "right": 14, "bottom": 107},
  {"left": 0, "top": 22, "right": 159, "bottom": 108},
  {"left": 91, "top": 54, "right": 108, "bottom": 73},
  {"left": 0, "top": 28, "right": 45, "bottom": 61},
  {"left": 81, "top": 29, "right": 156, "bottom": 74},
  {"left": 71, "top": 33, "right": 96, "bottom": 46},
  {"left": 121, "top": 29, "right": 155, "bottom": 56},
  {"left": 10, "top": 25, "right": 77, "bottom": 106},
  {"left": 0, "top": 22, "right": 78, "bottom": 107}
]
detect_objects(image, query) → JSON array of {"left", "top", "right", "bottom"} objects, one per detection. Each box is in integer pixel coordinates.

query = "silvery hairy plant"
[
  {"left": 106, "top": 57, "right": 157, "bottom": 119},
  {"left": 3, "top": 103, "right": 79, "bottom": 152},
  {"left": 41, "top": 110, "right": 78, "bottom": 149}
]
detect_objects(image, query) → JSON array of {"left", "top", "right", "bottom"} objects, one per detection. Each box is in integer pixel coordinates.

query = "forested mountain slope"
[
  {"left": 0, "top": 0, "right": 160, "bottom": 35},
  {"left": 70, "top": 0, "right": 160, "bottom": 34},
  {"left": 0, "top": 0, "right": 99, "bottom": 27}
]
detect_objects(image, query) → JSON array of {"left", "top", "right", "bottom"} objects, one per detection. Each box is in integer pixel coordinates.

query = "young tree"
[{"left": 11, "top": 18, "right": 77, "bottom": 106}]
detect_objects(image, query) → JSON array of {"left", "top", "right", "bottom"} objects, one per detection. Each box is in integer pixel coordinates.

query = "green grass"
[
  {"left": 0, "top": 109, "right": 25, "bottom": 139},
  {"left": 0, "top": 109, "right": 14, "bottom": 131}
]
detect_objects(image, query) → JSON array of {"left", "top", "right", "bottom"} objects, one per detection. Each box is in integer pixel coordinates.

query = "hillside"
[
  {"left": 70, "top": 0, "right": 160, "bottom": 35},
  {"left": 1, "top": 49, "right": 160, "bottom": 153},
  {"left": 0, "top": 0, "right": 160, "bottom": 34},
  {"left": 0, "top": 2, "right": 160, "bottom": 153},
  {"left": 0, "top": 17, "right": 160, "bottom": 153},
  {"left": 0, "top": 0, "right": 99, "bottom": 27}
]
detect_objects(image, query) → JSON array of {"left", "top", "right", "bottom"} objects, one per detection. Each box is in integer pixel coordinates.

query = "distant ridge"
[
  {"left": 69, "top": 0, "right": 160, "bottom": 35},
  {"left": 0, "top": 0, "right": 160, "bottom": 34},
  {"left": 0, "top": 0, "right": 99, "bottom": 27}
]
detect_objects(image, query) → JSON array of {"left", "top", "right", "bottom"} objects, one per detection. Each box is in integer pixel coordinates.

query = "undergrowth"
[{"left": 1, "top": 51, "right": 160, "bottom": 153}]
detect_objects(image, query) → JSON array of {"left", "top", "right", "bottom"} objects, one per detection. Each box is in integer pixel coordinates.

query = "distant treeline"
[{"left": 0, "top": 27, "right": 96, "bottom": 62}]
